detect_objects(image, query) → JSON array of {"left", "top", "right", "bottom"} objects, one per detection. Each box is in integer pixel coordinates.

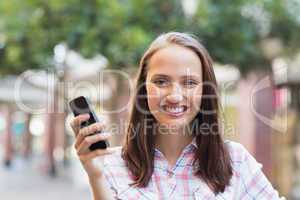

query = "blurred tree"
[
  {"left": 188, "top": 0, "right": 300, "bottom": 75},
  {"left": 1, "top": 0, "right": 299, "bottom": 75},
  {"left": 0, "top": 0, "right": 185, "bottom": 74}
]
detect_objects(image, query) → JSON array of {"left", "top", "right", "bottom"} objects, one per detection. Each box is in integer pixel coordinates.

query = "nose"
[{"left": 165, "top": 83, "right": 184, "bottom": 103}]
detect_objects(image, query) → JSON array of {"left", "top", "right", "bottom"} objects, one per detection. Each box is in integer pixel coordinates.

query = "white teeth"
[{"left": 164, "top": 106, "right": 184, "bottom": 113}]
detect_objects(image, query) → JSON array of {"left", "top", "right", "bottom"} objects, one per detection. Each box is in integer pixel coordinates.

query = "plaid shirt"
[{"left": 102, "top": 140, "right": 285, "bottom": 200}]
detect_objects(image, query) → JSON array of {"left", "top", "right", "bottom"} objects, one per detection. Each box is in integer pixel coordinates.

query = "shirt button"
[{"left": 167, "top": 170, "right": 174, "bottom": 178}]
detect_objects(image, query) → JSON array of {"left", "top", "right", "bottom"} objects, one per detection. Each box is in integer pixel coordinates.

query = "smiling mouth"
[{"left": 161, "top": 105, "right": 188, "bottom": 116}]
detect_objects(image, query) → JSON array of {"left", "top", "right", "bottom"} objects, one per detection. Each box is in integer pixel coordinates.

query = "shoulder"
[
  {"left": 102, "top": 146, "right": 131, "bottom": 178},
  {"left": 224, "top": 140, "right": 262, "bottom": 174},
  {"left": 103, "top": 146, "right": 125, "bottom": 167},
  {"left": 102, "top": 146, "right": 134, "bottom": 188},
  {"left": 223, "top": 143, "right": 285, "bottom": 199},
  {"left": 224, "top": 140, "right": 247, "bottom": 163}
]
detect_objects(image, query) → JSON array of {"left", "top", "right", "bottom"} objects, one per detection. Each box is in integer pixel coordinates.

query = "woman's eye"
[
  {"left": 183, "top": 79, "right": 198, "bottom": 87},
  {"left": 153, "top": 79, "right": 169, "bottom": 87}
]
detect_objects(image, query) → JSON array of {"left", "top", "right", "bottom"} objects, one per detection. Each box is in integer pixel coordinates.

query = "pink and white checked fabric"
[{"left": 102, "top": 140, "right": 285, "bottom": 200}]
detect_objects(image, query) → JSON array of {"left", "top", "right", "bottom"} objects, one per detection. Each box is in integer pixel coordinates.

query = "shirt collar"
[
  {"left": 182, "top": 137, "right": 197, "bottom": 155},
  {"left": 191, "top": 137, "right": 198, "bottom": 148}
]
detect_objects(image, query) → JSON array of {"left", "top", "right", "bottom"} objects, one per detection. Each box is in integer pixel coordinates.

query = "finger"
[
  {"left": 75, "top": 122, "right": 106, "bottom": 148},
  {"left": 77, "top": 121, "right": 106, "bottom": 139},
  {"left": 76, "top": 132, "right": 111, "bottom": 154},
  {"left": 70, "top": 113, "right": 90, "bottom": 133},
  {"left": 70, "top": 114, "right": 90, "bottom": 134}
]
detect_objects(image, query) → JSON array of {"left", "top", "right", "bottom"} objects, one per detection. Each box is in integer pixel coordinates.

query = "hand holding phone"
[{"left": 69, "top": 96, "right": 109, "bottom": 150}]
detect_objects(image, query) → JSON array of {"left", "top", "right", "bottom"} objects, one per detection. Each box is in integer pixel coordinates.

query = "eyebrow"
[{"left": 151, "top": 74, "right": 201, "bottom": 79}]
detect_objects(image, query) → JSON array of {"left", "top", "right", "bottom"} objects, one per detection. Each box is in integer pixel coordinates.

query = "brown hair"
[{"left": 121, "top": 32, "right": 233, "bottom": 194}]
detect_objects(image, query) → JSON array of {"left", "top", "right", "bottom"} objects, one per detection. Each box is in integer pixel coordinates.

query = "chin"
[{"left": 156, "top": 117, "right": 190, "bottom": 128}]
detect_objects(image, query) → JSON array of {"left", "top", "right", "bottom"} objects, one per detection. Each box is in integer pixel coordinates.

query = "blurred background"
[{"left": 0, "top": 0, "right": 300, "bottom": 199}]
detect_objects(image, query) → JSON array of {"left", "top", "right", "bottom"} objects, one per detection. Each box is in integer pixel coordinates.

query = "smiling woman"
[
  {"left": 121, "top": 32, "right": 232, "bottom": 194},
  {"left": 146, "top": 44, "right": 203, "bottom": 127},
  {"left": 70, "top": 32, "right": 285, "bottom": 200}
]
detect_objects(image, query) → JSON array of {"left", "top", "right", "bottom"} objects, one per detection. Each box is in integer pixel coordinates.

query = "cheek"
[
  {"left": 188, "top": 88, "right": 202, "bottom": 111},
  {"left": 146, "top": 84, "right": 162, "bottom": 110}
]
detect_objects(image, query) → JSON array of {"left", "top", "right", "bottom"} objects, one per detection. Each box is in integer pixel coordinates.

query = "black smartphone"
[{"left": 69, "top": 96, "right": 109, "bottom": 150}]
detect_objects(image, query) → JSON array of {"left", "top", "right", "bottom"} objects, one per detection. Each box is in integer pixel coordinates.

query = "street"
[{"left": 0, "top": 156, "right": 91, "bottom": 200}]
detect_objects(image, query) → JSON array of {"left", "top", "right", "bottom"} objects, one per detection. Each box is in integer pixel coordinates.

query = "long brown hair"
[{"left": 121, "top": 32, "right": 233, "bottom": 194}]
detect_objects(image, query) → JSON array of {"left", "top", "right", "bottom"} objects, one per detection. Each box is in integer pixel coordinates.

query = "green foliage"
[
  {"left": 191, "top": 0, "right": 299, "bottom": 75},
  {"left": 0, "top": 0, "right": 299, "bottom": 75}
]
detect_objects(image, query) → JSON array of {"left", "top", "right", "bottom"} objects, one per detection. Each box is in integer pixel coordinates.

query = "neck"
[{"left": 154, "top": 126, "right": 194, "bottom": 168}]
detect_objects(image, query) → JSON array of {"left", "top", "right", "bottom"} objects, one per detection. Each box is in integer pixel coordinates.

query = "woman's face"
[{"left": 145, "top": 44, "right": 203, "bottom": 129}]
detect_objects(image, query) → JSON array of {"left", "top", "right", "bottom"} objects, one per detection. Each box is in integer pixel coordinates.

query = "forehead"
[{"left": 147, "top": 44, "right": 202, "bottom": 78}]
